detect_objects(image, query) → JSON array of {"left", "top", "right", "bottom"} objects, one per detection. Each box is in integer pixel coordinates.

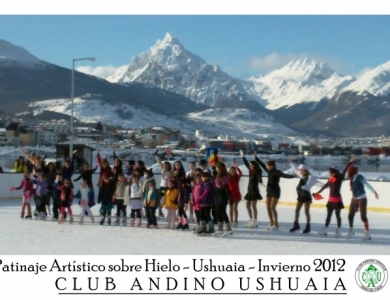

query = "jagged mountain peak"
[{"left": 106, "top": 33, "right": 253, "bottom": 106}]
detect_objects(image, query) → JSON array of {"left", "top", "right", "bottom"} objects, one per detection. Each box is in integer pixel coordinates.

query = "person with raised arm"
[
  {"left": 314, "top": 157, "right": 354, "bottom": 238},
  {"left": 253, "top": 151, "right": 297, "bottom": 230},
  {"left": 228, "top": 162, "right": 243, "bottom": 227},
  {"left": 345, "top": 165, "right": 379, "bottom": 241},
  {"left": 239, "top": 150, "right": 263, "bottom": 228},
  {"left": 288, "top": 158, "right": 324, "bottom": 234}
]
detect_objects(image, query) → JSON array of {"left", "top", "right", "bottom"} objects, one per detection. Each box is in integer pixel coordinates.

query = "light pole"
[{"left": 70, "top": 57, "right": 96, "bottom": 157}]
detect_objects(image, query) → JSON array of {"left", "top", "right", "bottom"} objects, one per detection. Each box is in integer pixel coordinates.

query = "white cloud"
[{"left": 76, "top": 65, "right": 118, "bottom": 78}]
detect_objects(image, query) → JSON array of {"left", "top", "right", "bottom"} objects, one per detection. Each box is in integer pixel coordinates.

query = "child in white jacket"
[
  {"left": 289, "top": 160, "right": 323, "bottom": 234},
  {"left": 125, "top": 176, "right": 143, "bottom": 227}
]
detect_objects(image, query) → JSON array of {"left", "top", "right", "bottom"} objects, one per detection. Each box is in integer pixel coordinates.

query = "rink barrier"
[{"left": 1, "top": 173, "right": 389, "bottom": 213}]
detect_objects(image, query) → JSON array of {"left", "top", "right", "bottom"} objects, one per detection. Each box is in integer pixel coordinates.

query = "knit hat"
[{"left": 298, "top": 164, "right": 308, "bottom": 171}]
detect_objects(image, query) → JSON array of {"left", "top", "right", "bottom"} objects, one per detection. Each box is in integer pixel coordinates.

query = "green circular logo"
[{"left": 356, "top": 259, "right": 388, "bottom": 292}]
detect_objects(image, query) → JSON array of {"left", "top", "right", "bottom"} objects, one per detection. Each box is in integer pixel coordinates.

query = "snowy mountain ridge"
[
  {"left": 106, "top": 33, "right": 258, "bottom": 106},
  {"left": 340, "top": 60, "right": 390, "bottom": 97},
  {"left": 243, "top": 58, "right": 356, "bottom": 110}
]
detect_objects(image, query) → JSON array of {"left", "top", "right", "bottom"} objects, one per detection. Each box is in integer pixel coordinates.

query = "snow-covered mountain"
[
  {"left": 340, "top": 61, "right": 390, "bottom": 96},
  {"left": 243, "top": 58, "right": 356, "bottom": 110},
  {"left": 0, "top": 39, "right": 43, "bottom": 67},
  {"left": 106, "top": 33, "right": 256, "bottom": 106},
  {"left": 28, "top": 98, "right": 296, "bottom": 138}
]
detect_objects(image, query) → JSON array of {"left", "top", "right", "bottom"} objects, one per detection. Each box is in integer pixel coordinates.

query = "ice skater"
[
  {"left": 74, "top": 180, "right": 95, "bottom": 225},
  {"left": 57, "top": 179, "right": 74, "bottom": 224},
  {"left": 254, "top": 151, "right": 296, "bottom": 230},
  {"left": 228, "top": 162, "right": 242, "bottom": 227},
  {"left": 240, "top": 150, "right": 263, "bottom": 228},
  {"left": 346, "top": 165, "right": 379, "bottom": 240},
  {"left": 314, "top": 157, "right": 354, "bottom": 237},
  {"left": 9, "top": 172, "right": 34, "bottom": 219},
  {"left": 288, "top": 159, "right": 323, "bottom": 234}
]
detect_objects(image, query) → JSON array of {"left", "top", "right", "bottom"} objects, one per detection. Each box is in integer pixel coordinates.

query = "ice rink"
[{"left": 1, "top": 199, "right": 389, "bottom": 255}]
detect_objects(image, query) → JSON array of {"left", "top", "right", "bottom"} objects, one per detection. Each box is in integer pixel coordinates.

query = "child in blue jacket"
[{"left": 74, "top": 180, "right": 96, "bottom": 224}]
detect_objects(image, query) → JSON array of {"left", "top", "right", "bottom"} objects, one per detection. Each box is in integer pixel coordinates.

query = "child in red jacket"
[{"left": 228, "top": 162, "right": 242, "bottom": 227}]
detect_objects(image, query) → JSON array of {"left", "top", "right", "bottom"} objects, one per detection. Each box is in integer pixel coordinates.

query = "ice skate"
[
  {"left": 289, "top": 221, "right": 300, "bottom": 232},
  {"left": 107, "top": 216, "right": 111, "bottom": 225},
  {"left": 271, "top": 226, "right": 279, "bottom": 231},
  {"left": 362, "top": 231, "right": 371, "bottom": 241},
  {"left": 214, "top": 222, "right": 224, "bottom": 236},
  {"left": 232, "top": 222, "right": 238, "bottom": 228},
  {"left": 79, "top": 216, "right": 84, "bottom": 225},
  {"left": 136, "top": 218, "right": 142, "bottom": 227},
  {"left": 346, "top": 228, "right": 355, "bottom": 239},
  {"left": 205, "top": 223, "right": 215, "bottom": 234},
  {"left": 91, "top": 215, "right": 95, "bottom": 224},
  {"left": 58, "top": 215, "right": 65, "bottom": 224},
  {"left": 129, "top": 218, "right": 136, "bottom": 227},
  {"left": 318, "top": 226, "right": 328, "bottom": 237},
  {"left": 122, "top": 217, "right": 127, "bottom": 226},
  {"left": 165, "top": 222, "right": 171, "bottom": 229},
  {"left": 335, "top": 227, "right": 341, "bottom": 237},
  {"left": 69, "top": 215, "right": 74, "bottom": 224},
  {"left": 221, "top": 223, "right": 233, "bottom": 237},
  {"left": 248, "top": 219, "right": 258, "bottom": 228},
  {"left": 266, "top": 224, "right": 273, "bottom": 230},
  {"left": 100, "top": 217, "right": 105, "bottom": 225},
  {"left": 244, "top": 219, "right": 253, "bottom": 228},
  {"left": 114, "top": 217, "right": 120, "bottom": 226},
  {"left": 302, "top": 223, "right": 311, "bottom": 234}
]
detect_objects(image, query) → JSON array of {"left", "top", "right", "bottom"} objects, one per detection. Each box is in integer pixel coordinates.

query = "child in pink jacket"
[
  {"left": 10, "top": 172, "right": 34, "bottom": 219},
  {"left": 192, "top": 175, "right": 203, "bottom": 232}
]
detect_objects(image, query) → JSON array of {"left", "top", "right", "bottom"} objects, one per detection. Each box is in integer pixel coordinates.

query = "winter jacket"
[
  {"left": 192, "top": 182, "right": 203, "bottom": 210},
  {"left": 54, "top": 181, "right": 63, "bottom": 199},
  {"left": 32, "top": 179, "right": 49, "bottom": 196},
  {"left": 178, "top": 184, "right": 191, "bottom": 207},
  {"left": 351, "top": 174, "right": 376, "bottom": 199},
  {"left": 98, "top": 179, "right": 116, "bottom": 204},
  {"left": 97, "top": 153, "right": 113, "bottom": 182},
  {"left": 14, "top": 178, "right": 34, "bottom": 198},
  {"left": 14, "top": 162, "right": 27, "bottom": 173},
  {"left": 156, "top": 156, "right": 173, "bottom": 187},
  {"left": 290, "top": 163, "right": 323, "bottom": 192},
  {"left": 74, "top": 188, "right": 95, "bottom": 207},
  {"left": 228, "top": 167, "right": 242, "bottom": 201},
  {"left": 317, "top": 162, "right": 352, "bottom": 202},
  {"left": 140, "top": 176, "right": 156, "bottom": 199},
  {"left": 198, "top": 179, "right": 214, "bottom": 207},
  {"left": 124, "top": 182, "right": 141, "bottom": 205},
  {"left": 113, "top": 181, "right": 129, "bottom": 200},
  {"left": 144, "top": 187, "right": 158, "bottom": 208},
  {"left": 57, "top": 185, "right": 74, "bottom": 202},
  {"left": 161, "top": 188, "right": 179, "bottom": 210}
]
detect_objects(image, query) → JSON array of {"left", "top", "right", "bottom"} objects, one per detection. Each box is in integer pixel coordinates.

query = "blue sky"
[{"left": 1, "top": 15, "right": 390, "bottom": 78}]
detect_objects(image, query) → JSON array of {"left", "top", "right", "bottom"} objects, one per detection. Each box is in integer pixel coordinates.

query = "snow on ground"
[
  {"left": 28, "top": 99, "right": 296, "bottom": 139},
  {"left": 0, "top": 199, "right": 389, "bottom": 255},
  {"left": 28, "top": 98, "right": 196, "bottom": 134}
]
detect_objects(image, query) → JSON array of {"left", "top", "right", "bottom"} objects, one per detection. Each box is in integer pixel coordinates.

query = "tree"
[{"left": 96, "top": 121, "right": 103, "bottom": 132}]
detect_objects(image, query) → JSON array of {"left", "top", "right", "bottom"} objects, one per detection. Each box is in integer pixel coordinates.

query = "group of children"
[{"left": 9, "top": 148, "right": 379, "bottom": 241}]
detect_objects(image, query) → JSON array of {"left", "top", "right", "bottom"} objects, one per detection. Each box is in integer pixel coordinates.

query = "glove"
[
  {"left": 9, "top": 187, "right": 15, "bottom": 191},
  {"left": 240, "top": 150, "right": 244, "bottom": 157}
]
